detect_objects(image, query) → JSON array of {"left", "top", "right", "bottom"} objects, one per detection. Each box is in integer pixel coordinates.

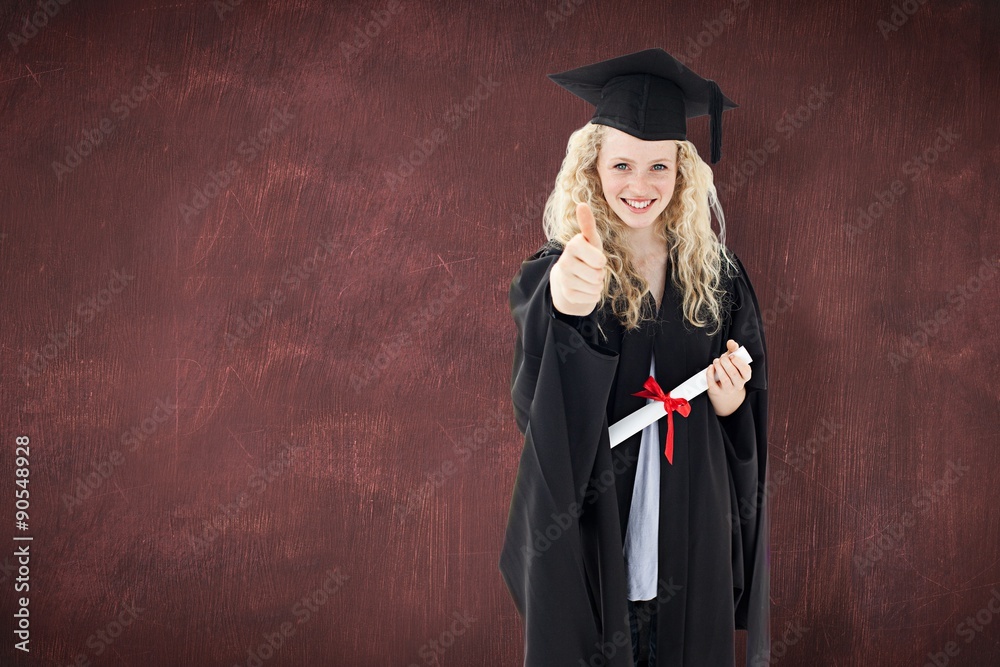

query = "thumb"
[{"left": 576, "top": 202, "right": 602, "bottom": 251}]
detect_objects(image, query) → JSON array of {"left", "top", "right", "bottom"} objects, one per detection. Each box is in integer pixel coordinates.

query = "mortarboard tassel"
[{"left": 709, "top": 79, "right": 723, "bottom": 164}]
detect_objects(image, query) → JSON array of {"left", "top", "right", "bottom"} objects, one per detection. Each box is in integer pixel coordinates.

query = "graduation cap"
[{"left": 548, "top": 48, "right": 738, "bottom": 163}]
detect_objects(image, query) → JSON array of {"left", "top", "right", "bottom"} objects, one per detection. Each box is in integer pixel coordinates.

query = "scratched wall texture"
[{"left": 0, "top": 0, "right": 996, "bottom": 665}]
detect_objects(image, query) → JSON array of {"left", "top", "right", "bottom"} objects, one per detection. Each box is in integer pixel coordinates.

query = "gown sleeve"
[
  {"left": 501, "top": 242, "right": 632, "bottom": 666},
  {"left": 718, "top": 249, "right": 771, "bottom": 667},
  {"left": 509, "top": 242, "right": 614, "bottom": 435}
]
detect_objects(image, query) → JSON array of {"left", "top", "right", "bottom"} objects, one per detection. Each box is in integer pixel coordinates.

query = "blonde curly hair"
[{"left": 542, "top": 121, "right": 738, "bottom": 338}]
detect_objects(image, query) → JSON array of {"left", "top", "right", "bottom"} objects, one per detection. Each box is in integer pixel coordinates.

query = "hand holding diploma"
[
  {"left": 609, "top": 343, "right": 754, "bottom": 452},
  {"left": 707, "top": 338, "right": 753, "bottom": 417},
  {"left": 550, "top": 203, "right": 607, "bottom": 317}
]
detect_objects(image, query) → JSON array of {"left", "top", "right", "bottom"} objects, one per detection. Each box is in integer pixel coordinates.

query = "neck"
[{"left": 623, "top": 225, "right": 662, "bottom": 259}]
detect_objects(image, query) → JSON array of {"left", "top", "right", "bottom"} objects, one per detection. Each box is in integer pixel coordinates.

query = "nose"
[{"left": 628, "top": 171, "right": 651, "bottom": 194}]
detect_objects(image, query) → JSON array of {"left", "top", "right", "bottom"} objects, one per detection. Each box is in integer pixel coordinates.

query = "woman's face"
[{"left": 595, "top": 127, "right": 677, "bottom": 234}]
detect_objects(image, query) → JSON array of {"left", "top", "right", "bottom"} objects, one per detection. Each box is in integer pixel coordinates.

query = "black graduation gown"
[{"left": 499, "top": 240, "right": 770, "bottom": 667}]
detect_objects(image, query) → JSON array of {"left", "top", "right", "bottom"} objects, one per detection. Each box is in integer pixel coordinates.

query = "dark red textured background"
[{"left": 0, "top": 0, "right": 997, "bottom": 665}]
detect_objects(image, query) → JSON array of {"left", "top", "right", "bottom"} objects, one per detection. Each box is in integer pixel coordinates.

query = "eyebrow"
[{"left": 608, "top": 156, "right": 675, "bottom": 164}]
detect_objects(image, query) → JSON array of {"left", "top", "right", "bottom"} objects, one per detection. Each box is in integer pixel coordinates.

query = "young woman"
[{"left": 500, "top": 49, "right": 770, "bottom": 667}]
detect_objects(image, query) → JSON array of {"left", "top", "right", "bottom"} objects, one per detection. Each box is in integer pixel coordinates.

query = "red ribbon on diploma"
[{"left": 631, "top": 376, "right": 691, "bottom": 464}]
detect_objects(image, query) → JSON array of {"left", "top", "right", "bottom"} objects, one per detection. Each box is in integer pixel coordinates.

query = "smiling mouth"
[{"left": 622, "top": 198, "right": 656, "bottom": 212}]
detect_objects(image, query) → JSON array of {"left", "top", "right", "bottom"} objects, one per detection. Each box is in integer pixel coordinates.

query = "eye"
[
  {"left": 613, "top": 163, "right": 629, "bottom": 170},
  {"left": 652, "top": 164, "right": 667, "bottom": 171}
]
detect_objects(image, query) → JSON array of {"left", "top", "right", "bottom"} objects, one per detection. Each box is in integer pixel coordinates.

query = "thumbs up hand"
[
  {"left": 576, "top": 201, "right": 602, "bottom": 253},
  {"left": 550, "top": 203, "right": 608, "bottom": 317}
]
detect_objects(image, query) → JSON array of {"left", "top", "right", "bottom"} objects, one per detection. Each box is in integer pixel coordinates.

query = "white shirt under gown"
[{"left": 623, "top": 350, "right": 660, "bottom": 602}]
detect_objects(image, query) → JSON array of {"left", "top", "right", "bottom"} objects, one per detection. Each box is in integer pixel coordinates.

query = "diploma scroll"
[{"left": 608, "top": 346, "right": 753, "bottom": 448}]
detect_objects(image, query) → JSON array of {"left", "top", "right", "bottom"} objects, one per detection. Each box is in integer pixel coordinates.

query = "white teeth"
[{"left": 624, "top": 198, "right": 652, "bottom": 209}]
